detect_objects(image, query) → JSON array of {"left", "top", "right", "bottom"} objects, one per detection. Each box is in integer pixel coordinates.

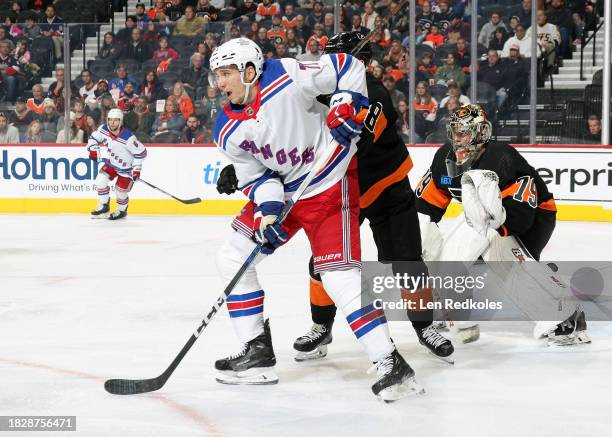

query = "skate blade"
[
  {"left": 547, "top": 331, "right": 592, "bottom": 347},
  {"left": 215, "top": 367, "right": 279, "bottom": 385},
  {"left": 377, "top": 377, "right": 425, "bottom": 403},
  {"left": 294, "top": 345, "right": 328, "bottom": 362},
  {"left": 457, "top": 326, "right": 480, "bottom": 344},
  {"left": 426, "top": 349, "right": 455, "bottom": 365},
  {"left": 90, "top": 214, "right": 110, "bottom": 219}
]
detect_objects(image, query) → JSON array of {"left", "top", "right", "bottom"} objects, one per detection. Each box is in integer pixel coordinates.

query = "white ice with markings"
[{"left": 1, "top": 214, "right": 611, "bottom": 437}]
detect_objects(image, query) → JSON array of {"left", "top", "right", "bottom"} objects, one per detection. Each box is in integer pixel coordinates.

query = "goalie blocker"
[{"left": 415, "top": 104, "right": 589, "bottom": 346}]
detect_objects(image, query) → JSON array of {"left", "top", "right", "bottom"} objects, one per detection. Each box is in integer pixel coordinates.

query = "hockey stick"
[
  {"left": 104, "top": 140, "right": 344, "bottom": 395},
  {"left": 138, "top": 178, "right": 202, "bottom": 204}
]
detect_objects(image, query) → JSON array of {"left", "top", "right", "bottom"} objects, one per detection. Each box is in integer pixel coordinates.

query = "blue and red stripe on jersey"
[
  {"left": 241, "top": 169, "right": 280, "bottom": 201},
  {"left": 346, "top": 303, "right": 387, "bottom": 339},
  {"left": 283, "top": 143, "right": 350, "bottom": 193},
  {"left": 226, "top": 290, "right": 264, "bottom": 318},
  {"left": 329, "top": 53, "right": 353, "bottom": 89}
]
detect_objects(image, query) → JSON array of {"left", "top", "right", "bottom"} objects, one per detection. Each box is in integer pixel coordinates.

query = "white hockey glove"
[{"left": 461, "top": 170, "right": 506, "bottom": 235}]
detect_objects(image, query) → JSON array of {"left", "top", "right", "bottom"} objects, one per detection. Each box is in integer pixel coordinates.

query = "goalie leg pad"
[{"left": 439, "top": 217, "right": 490, "bottom": 261}]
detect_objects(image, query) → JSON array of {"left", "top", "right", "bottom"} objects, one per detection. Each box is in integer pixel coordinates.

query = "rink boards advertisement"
[{"left": 0, "top": 143, "right": 610, "bottom": 220}]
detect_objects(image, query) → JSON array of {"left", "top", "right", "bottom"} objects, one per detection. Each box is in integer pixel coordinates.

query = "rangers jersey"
[
  {"left": 213, "top": 54, "right": 368, "bottom": 206},
  {"left": 86, "top": 124, "right": 147, "bottom": 177}
]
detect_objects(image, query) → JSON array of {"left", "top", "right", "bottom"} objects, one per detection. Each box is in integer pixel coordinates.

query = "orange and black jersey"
[
  {"left": 415, "top": 141, "right": 557, "bottom": 237},
  {"left": 356, "top": 72, "right": 413, "bottom": 209}
]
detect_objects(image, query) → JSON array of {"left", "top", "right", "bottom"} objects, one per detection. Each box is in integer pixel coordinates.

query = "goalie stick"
[
  {"left": 138, "top": 178, "right": 202, "bottom": 204},
  {"left": 104, "top": 139, "right": 346, "bottom": 395}
]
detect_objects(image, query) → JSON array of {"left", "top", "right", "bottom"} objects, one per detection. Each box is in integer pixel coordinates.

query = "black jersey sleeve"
[{"left": 415, "top": 145, "right": 453, "bottom": 222}]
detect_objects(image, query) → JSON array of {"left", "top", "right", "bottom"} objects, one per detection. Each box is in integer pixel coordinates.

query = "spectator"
[
  {"left": 530, "top": 9, "right": 561, "bottom": 70},
  {"left": 139, "top": 70, "right": 168, "bottom": 103},
  {"left": 434, "top": 0, "right": 453, "bottom": 34},
  {"left": 309, "top": 23, "right": 328, "bottom": 49},
  {"left": 281, "top": 4, "right": 298, "bottom": 29},
  {"left": 502, "top": 45, "right": 529, "bottom": 106},
  {"left": 294, "top": 14, "right": 311, "bottom": 43},
  {"left": 99, "top": 95, "right": 117, "bottom": 126},
  {"left": 196, "top": 0, "right": 219, "bottom": 21},
  {"left": 417, "top": 1, "right": 436, "bottom": 33},
  {"left": 22, "top": 15, "right": 41, "bottom": 40},
  {"left": 198, "top": 86, "right": 223, "bottom": 125},
  {"left": 455, "top": 38, "right": 470, "bottom": 73},
  {"left": 152, "top": 98, "right": 185, "bottom": 137},
  {"left": 97, "top": 32, "right": 122, "bottom": 62},
  {"left": 118, "top": 82, "right": 138, "bottom": 111},
  {"left": 143, "top": 20, "right": 161, "bottom": 44},
  {"left": 47, "top": 67, "right": 78, "bottom": 101},
  {"left": 135, "top": 3, "right": 150, "bottom": 30},
  {"left": 0, "top": 41, "right": 20, "bottom": 102},
  {"left": 182, "top": 53, "right": 207, "bottom": 100},
  {"left": 268, "top": 15, "right": 288, "bottom": 44},
  {"left": 413, "top": 80, "right": 438, "bottom": 139},
  {"left": 436, "top": 95, "right": 461, "bottom": 127},
  {"left": 417, "top": 51, "right": 437, "bottom": 81},
  {"left": 297, "top": 38, "right": 320, "bottom": 61},
  {"left": 90, "top": 79, "right": 111, "bottom": 105},
  {"left": 257, "top": 0, "right": 281, "bottom": 23},
  {"left": 502, "top": 24, "right": 539, "bottom": 58},
  {"left": 116, "top": 16, "right": 138, "bottom": 46},
  {"left": 387, "top": 0, "right": 409, "bottom": 38},
  {"left": 371, "top": 64, "right": 384, "bottom": 80},
  {"left": 234, "top": 0, "right": 257, "bottom": 21},
  {"left": 395, "top": 99, "right": 412, "bottom": 142},
  {"left": 39, "top": 5, "right": 64, "bottom": 60},
  {"left": 323, "top": 13, "right": 335, "bottom": 38},
  {"left": 434, "top": 53, "right": 466, "bottom": 88},
  {"left": 382, "top": 75, "right": 407, "bottom": 109},
  {"left": 285, "top": 28, "right": 304, "bottom": 58},
  {"left": 306, "top": 1, "right": 325, "bottom": 28},
  {"left": 371, "top": 16, "right": 392, "bottom": 50},
  {"left": 440, "top": 80, "right": 470, "bottom": 107},
  {"left": 203, "top": 32, "right": 218, "bottom": 53},
  {"left": 479, "top": 49, "right": 509, "bottom": 108},
  {"left": 174, "top": 5, "right": 206, "bottom": 37},
  {"left": 256, "top": 26, "right": 275, "bottom": 56},
  {"left": 447, "top": 14, "right": 471, "bottom": 43},
  {"left": 10, "top": 97, "right": 38, "bottom": 132},
  {"left": 148, "top": 0, "right": 169, "bottom": 20},
  {"left": 489, "top": 27, "right": 509, "bottom": 51},
  {"left": 273, "top": 41, "right": 288, "bottom": 58},
  {"left": 14, "top": 38, "right": 31, "bottom": 71},
  {"left": 478, "top": 12, "right": 508, "bottom": 47},
  {"left": 121, "top": 28, "right": 154, "bottom": 63},
  {"left": 108, "top": 64, "right": 137, "bottom": 95},
  {"left": 27, "top": 84, "right": 46, "bottom": 114},
  {"left": 84, "top": 112, "right": 100, "bottom": 137},
  {"left": 25, "top": 119, "right": 44, "bottom": 143},
  {"left": 182, "top": 114, "right": 209, "bottom": 143},
  {"left": 383, "top": 40, "right": 405, "bottom": 69},
  {"left": 171, "top": 82, "right": 194, "bottom": 120},
  {"left": 518, "top": 0, "right": 532, "bottom": 29},
  {"left": 124, "top": 96, "right": 155, "bottom": 139},
  {"left": 424, "top": 24, "right": 444, "bottom": 47},
  {"left": 73, "top": 100, "right": 88, "bottom": 134},
  {"left": 40, "top": 98, "right": 61, "bottom": 135},
  {"left": 508, "top": 15, "right": 520, "bottom": 37},
  {"left": 359, "top": 1, "right": 377, "bottom": 31},
  {"left": 585, "top": 114, "right": 601, "bottom": 142},
  {"left": 166, "top": 0, "right": 185, "bottom": 21},
  {"left": 194, "top": 41, "right": 212, "bottom": 68},
  {"left": 56, "top": 112, "right": 85, "bottom": 144},
  {"left": 153, "top": 36, "right": 179, "bottom": 62},
  {"left": 79, "top": 69, "right": 96, "bottom": 101},
  {"left": 350, "top": 14, "right": 369, "bottom": 35}
]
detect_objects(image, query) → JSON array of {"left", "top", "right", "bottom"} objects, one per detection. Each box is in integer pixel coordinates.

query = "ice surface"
[{"left": 1, "top": 214, "right": 611, "bottom": 437}]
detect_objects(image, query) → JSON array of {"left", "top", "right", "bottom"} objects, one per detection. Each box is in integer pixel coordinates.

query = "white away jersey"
[
  {"left": 86, "top": 124, "right": 147, "bottom": 176},
  {"left": 213, "top": 54, "right": 368, "bottom": 205}
]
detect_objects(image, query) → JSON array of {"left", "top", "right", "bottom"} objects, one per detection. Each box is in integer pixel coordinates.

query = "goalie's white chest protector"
[{"left": 214, "top": 56, "right": 367, "bottom": 200}]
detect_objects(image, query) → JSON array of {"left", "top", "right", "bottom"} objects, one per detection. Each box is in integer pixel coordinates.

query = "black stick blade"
[
  {"left": 104, "top": 377, "right": 165, "bottom": 395},
  {"left": 179, "top": 198, "right": 202, "bottom": 204}
]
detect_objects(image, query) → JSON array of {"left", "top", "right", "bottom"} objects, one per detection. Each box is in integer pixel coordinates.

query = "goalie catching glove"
[
  {"left": 254, "top": 201, "right": 288, "bottom": 255},
  {"left": 326, "top": 90, "right": 368, "bottom": 147},
  {"left": 461, "top": 170, "right": 506, "bottom": 235}
]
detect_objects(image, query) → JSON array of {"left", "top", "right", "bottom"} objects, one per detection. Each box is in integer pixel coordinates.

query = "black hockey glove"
[{"left": 216, "top": 164, "right": 239, "bottom": 195}]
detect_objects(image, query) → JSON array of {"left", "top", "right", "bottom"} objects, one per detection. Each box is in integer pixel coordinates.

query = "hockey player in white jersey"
[
  {"left": 86, "top": 108, "right": 147, "bottom": 220},
  {"left": 210, "top": 37, "right": 422, "bottom": 401}
]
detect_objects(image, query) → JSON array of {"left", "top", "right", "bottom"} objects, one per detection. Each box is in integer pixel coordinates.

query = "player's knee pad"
[
  {"left": 370, "top": 202, "right": 422, "bottom": 262},
  {"left": 95, "top": 171, "right": 110, "bottom": 188},
  {"left": 319, "top": 268, "right": 361, "bottom": 310},
  {"left": 216, "top": 231, "right": 263, "bottom": 293}
]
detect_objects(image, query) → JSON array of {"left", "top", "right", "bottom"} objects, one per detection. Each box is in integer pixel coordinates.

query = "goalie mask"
[{"left": 446, "top": 104, "right": 492, "bottom": 177}]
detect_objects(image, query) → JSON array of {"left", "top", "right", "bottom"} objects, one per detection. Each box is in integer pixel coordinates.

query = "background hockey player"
[
  {"left": 87, "top": 108, "right": 147, "bottom": 220},
  {"left": 288, "top": 32, "right": 454, "bottom": 364},
  {"left": 415, "top": 104, "right": 589, "bottom": 346},
  {"left": 210, "top": 37, "right": 422, "bottom": 401}
]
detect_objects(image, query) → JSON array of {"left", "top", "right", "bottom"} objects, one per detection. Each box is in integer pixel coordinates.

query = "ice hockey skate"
[
  {"left": 108, "top": 209, "right": 128, "bottom": 221},
  {"left": 545, "top": 310, "right": 591, "bottom": 347},
  {"left": 215, "top": 319, "right": 278, "bottom": 385},
  {"left": 90, "top": 201, "right": 110, "bottom": 219},
  {"left": 369, "top": 349, "right": 424, "bottom": 402},
  {"left": 293, "top": 322, "right": 333, "bottom": 361},
  {"left": 416, "top": 324, "right": 455, "bottom": 364}
]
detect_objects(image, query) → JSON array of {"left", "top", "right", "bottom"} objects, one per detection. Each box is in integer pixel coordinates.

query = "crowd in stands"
[{"left": 0, "top": 0, "right": 605, "bottom": 144}]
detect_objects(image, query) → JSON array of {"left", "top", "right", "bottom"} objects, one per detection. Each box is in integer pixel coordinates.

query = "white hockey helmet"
[
  {"left": 209, "top": 38, "right": 264, "bottom": 104},
  {"left": 107, "top": 108, "right": 124, "bottom": 126}
]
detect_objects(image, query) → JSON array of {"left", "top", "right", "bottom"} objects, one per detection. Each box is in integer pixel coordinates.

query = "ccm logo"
[{"left": 314, "top": 253, "right": 343, "bottom": 263}]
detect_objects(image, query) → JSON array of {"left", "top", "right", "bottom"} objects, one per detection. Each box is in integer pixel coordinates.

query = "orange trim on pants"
[
  {"left": 310, "top": 278, "right": 335, "bottom": 306},
  {"left": 360, "top": 155, "right": 414, "bottom": 209}
]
